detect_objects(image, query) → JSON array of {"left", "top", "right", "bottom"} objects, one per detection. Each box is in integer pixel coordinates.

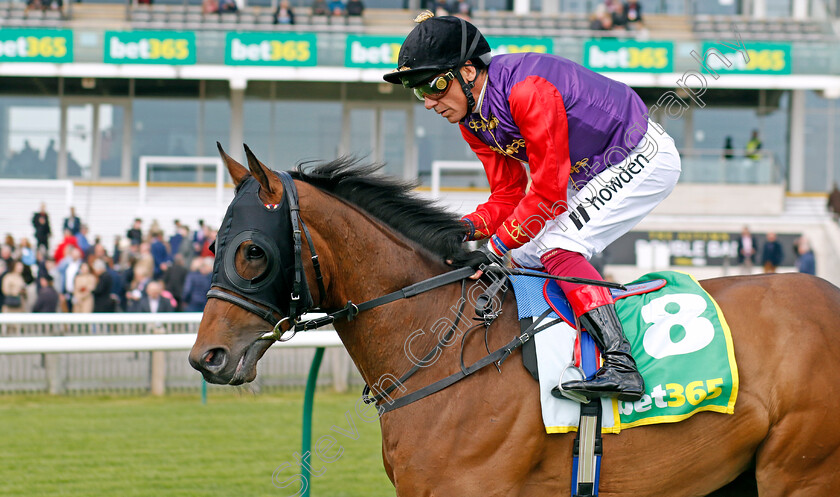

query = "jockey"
[{"left": 383, "top": 12, "right": 682, "bottom": 402}]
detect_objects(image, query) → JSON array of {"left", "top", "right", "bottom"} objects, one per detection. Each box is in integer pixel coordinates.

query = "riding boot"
[{"left": 560, "top": 285, "right": 645, "bottom": 402}]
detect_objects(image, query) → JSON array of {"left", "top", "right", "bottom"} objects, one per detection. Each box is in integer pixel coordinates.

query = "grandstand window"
[
  {"left": 131, "top": 98, "right": 200, "bottom": 182},
  {"left": 804, "top": 90, "right": 838, "bottom": 192},
  {"left": 0, "top": 96, "right": 61, "bottom": 180}
]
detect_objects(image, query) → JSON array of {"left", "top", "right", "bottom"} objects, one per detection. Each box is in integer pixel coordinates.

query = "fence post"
[
  {"left": 329, "top": 348, "right": 349, "bottom": 393},
  {"left": 300, "top": 347, "right": 325, "bottom": 497},
  {"left": 150, "top": 326, "right": 166, "bottom": 396}
]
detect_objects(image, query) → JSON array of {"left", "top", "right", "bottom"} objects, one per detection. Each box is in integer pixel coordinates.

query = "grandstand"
[{"left": 1, "top": 0, "right": 839, "bottom": 285}]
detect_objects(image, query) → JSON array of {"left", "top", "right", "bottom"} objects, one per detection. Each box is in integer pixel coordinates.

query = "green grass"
[{"left": 0, "top": 391, "right": 395, "bottom": 497}]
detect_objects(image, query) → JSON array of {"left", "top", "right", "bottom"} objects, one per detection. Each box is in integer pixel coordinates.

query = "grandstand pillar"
[
  {"left": 542, "top": 0, "right": 559, "bottom": 14},
  {"left": 513, "top": 0, "right": 530, "bottom": 14},
  {"left": 752, "top": 0, "right": 767, "bottom": 18},
  {"left": 788, "top": 90, "right": 806, "bottom": 193},
  {"left": 229, "top": 80, "right": 246, "bottom": 163},
  {"left": 792, "top": 0, "right": 808, "bottom": 18}
]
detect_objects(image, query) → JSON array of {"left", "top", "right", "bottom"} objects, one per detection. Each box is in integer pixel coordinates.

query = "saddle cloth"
[{"left": 508, "top": 270, "right": 738, "bottom": 434}]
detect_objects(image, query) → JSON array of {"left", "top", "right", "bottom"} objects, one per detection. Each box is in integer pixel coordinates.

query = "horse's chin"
[{"left": 228, "top": 337, "right": 274, "bottom": 386}]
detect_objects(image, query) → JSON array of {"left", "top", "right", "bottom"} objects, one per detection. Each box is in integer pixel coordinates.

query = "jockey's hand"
[{"left": 447, "top": 244, "right": 502, "bottom": 279}]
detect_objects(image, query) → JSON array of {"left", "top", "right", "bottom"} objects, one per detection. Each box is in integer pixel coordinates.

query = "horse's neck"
[{"left": 299, "top": 184, "right": 462, "bottom": 386}]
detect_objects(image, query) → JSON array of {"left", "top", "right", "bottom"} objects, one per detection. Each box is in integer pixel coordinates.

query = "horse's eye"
[{"left": 247, "top": 245, "right": 264, "bottom": 259}]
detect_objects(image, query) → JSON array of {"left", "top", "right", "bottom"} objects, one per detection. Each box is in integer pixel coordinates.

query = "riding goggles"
[{"left": 411, "top": 71, "right": 456, "bottom": 101}]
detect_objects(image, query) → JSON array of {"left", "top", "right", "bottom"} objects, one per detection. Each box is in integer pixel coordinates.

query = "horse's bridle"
[
  {"left": 206, "top": 171, "right": 325, "bottom": 342},
  {"left": 206, "top": 170, "right": 473, "bottom": 342}
]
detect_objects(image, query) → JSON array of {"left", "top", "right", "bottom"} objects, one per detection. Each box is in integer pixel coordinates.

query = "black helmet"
[{"left": 383, "top": 12, "right": 492, "bottom": 88}]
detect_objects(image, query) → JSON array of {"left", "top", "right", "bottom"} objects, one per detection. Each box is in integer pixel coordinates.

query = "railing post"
[
  {"left": 300, "top": 347, "right": 325, "bottom": 497},
  {"left": 150, "top": 326, "right": 166, "bottom": 396}
]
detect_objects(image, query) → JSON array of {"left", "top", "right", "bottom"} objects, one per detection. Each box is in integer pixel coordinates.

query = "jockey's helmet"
[{"left": 383, "top": 12, "right": 492, "bottom": 89}]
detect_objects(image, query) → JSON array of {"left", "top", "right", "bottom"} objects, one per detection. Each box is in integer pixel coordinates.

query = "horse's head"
[{"left": 189, "top": 143, "right": 316, "bottom": 385}]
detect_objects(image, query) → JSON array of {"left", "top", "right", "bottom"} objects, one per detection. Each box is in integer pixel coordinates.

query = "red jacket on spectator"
[{"left": 53, "top": 234, "right": 79, "bottom": 262}]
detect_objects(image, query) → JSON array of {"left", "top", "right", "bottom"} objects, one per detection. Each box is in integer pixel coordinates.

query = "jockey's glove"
[{"left": 447, "top": 243, "right": 503, "bottom": 271}]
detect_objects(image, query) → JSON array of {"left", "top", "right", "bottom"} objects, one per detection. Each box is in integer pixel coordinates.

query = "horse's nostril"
[{"left": 202, "top": 348, "right": 228, "bottom": 373}]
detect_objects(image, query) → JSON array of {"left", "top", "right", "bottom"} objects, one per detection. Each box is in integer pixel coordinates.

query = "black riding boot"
[{"left": 561, "top": 303, "right": 645, "bottom": 402}]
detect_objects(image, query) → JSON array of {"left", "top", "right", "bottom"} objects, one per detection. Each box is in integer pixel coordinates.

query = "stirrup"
[{"left": 552, "top": 363, "right": 590, "bottom": 404}]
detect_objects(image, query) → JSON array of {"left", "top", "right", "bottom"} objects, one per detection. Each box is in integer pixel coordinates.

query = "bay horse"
[{"left": 189, "top": 145, "right": 840, "bottom": 497}]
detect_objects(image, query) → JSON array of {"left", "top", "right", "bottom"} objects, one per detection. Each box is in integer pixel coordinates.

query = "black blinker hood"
[{"left": 210, "top": 174, "right": 313, "bottom": 320}]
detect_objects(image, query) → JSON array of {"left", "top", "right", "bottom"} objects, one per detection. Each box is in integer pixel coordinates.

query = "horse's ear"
[
  {"left": 217, "top": 142, "right": 249, "bottom": 187},
  {"left": 243, "top": 144, "right": 279, "bottom": 196}
]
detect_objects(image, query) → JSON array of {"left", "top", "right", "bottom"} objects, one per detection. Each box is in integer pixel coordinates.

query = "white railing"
[{"left": 0, "top": 313, "right": 349, "bottom": 395}]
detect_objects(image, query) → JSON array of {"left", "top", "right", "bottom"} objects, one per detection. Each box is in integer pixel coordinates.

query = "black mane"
[{"left": 289, "top": 158, "right": 465, "bottom": 260}]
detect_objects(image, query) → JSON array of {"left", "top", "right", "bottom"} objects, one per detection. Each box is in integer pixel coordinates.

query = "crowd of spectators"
[
  {"left": 590, "top": 0, "right": 643, "bottom": 31},
  {"left": 0, "top": 206, "right": 217, "bottom": 317},
  {"left": 312, "top": 0, "right": 364, "bottom": 17}
]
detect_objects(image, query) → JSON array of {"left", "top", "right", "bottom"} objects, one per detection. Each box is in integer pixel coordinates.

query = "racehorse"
[{"left": 189, "top": 144, "right": 840, "bottom": 497}]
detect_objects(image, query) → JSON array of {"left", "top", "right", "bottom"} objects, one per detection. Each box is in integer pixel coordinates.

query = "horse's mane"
[{"left": 289, "top": 158, "right": 465, "bottom": 261}]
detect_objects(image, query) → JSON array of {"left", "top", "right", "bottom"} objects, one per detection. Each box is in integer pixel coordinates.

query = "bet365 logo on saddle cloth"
[{"left": 613, "top": 271, "right": 738, "bottom": 429}]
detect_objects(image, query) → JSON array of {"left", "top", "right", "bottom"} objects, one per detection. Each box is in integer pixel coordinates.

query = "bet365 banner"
[
  {"left": 0, "top": 29, "right": 73, "bottom": 63},
  {"left": 583, "top": 39, "right": 673, "bottom": 72},
  {"left": 700, "top": 41, "right": 790, "bottom": 75},
  {"left": 614, "top": 271, "right": 738, "bottom": 429},
  {"left": 104, "top": 31, "right": 195, "bottom": 65},
  {"left": 225, "top": 32, "right": 316, "bottom": 66},
  {"left": 345, "top": 34, "right": 554, "bottom": 68}
]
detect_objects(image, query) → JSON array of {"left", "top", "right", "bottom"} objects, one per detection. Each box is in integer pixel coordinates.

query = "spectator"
[
  {"left": 623, "top": 0, "right": 642, "bottom": 29},
  {"left": 761, "top": 232, "right": 784, "bottom": 273},
  {"left": 53, "top": 229, "right": 79, "bottom": 264},
  {"left": 192, "top": 219, "right": 206, "bottom": 256},
  {"left": 31, "top": 203, "right": 52, "bottom": 251},
  {"left": 162, "top": 254, "right": 188, "bottom": 310},
  {"left": 127, "top": 218, "right": 143, "bottom": 246},
  {"left": 73, "top": 262, "right": 96, "bottom": 313},
  {"left": 202, "top": 0, "right": 218, "bottom": 13},
  {"left": 168, "top": 225, "right": 185, "bottom": 258},
  {"left": 59, "top": 247, "right": 83, "bottom": 312},
  {"left": 605, "top": 0, "right": 627, "bottom": 29},
  {"left": 32, "top": 274, "right": 59, "bottom": 313},
  {"left": 130, "top": 280, "right": 175, "bottom": 313},
  {"left": 433, "top": 0, "right": 450, "bottom": 16},
  {"left": 1, "top": 245, "right": 14, "bottom": 273},
  {"left": 63, "top": 206, "right": 82, "bottom": 236},
  {"left": 312, "top": 0, "right": 329, "bottom": 16},
  {"left": 346, "top": 0, "right": 363, "bottom": 16},
  {"left": 828, "top": 183, "right": 840, "bottom": 219},
  {"left": 199, "top": 229, "right": 217, "bottom": 258},
  {"left": 133, "top": 242, "right": 155, "bottom": 291},
  {"left": 182, "top": 257, "right": 213, "bottom": 312},
  {"left": 113, "top": 235, "right": 124, "bottom": 267},
  {"left": 453, "top": 0, "right": 470, "bottom": 20},
  {"left": 589, "top": 6, "right": 614, "bottom": 31},
  {"left": 737, "top": 226, "right": 757, "bottom": 275},
  {"left": 327, "top": 0, "right": 344, "bottom": 15},
  {"left": 274, "top": 0, "right": 295, "bottom": 23},
  {"left": 746, "top": 129, "right": 762, "bottom": 161},
  {"left": 1, "top": 261, "right": 27, "bottom": 313},
  {"left": 18, "top": 238, "right": 36, "bottom": 268},
  {"left": 25, "top": 0, "right": 44, "bottom": 14},
  {"left": 149, "top": 231, "right": 171, "bottom": 280},
  {"left": 723, "top": 136, "right": 735, "bottom": 160},
  {"left": 76, "top": 224, "right": 92, "bottom": 256},
  {"left": 105, "top": 258, "right": 126, "bottom": 312},
  {"left": 176, "top": 226, "right": 194, "bottom": 266},
  {"left": 218, "top": 0, "right": 238, "bottom": 13},
  {"left": 92, "top": 259, "right": 115, "bottom": 313},
  {"left": 794, "top": 236, "right": 816, "bottom": 275}
]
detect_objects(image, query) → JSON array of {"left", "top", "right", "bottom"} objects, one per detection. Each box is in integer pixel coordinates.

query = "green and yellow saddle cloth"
[{"left": 511, "top": 271, "right": 738, "bottom": 433}]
